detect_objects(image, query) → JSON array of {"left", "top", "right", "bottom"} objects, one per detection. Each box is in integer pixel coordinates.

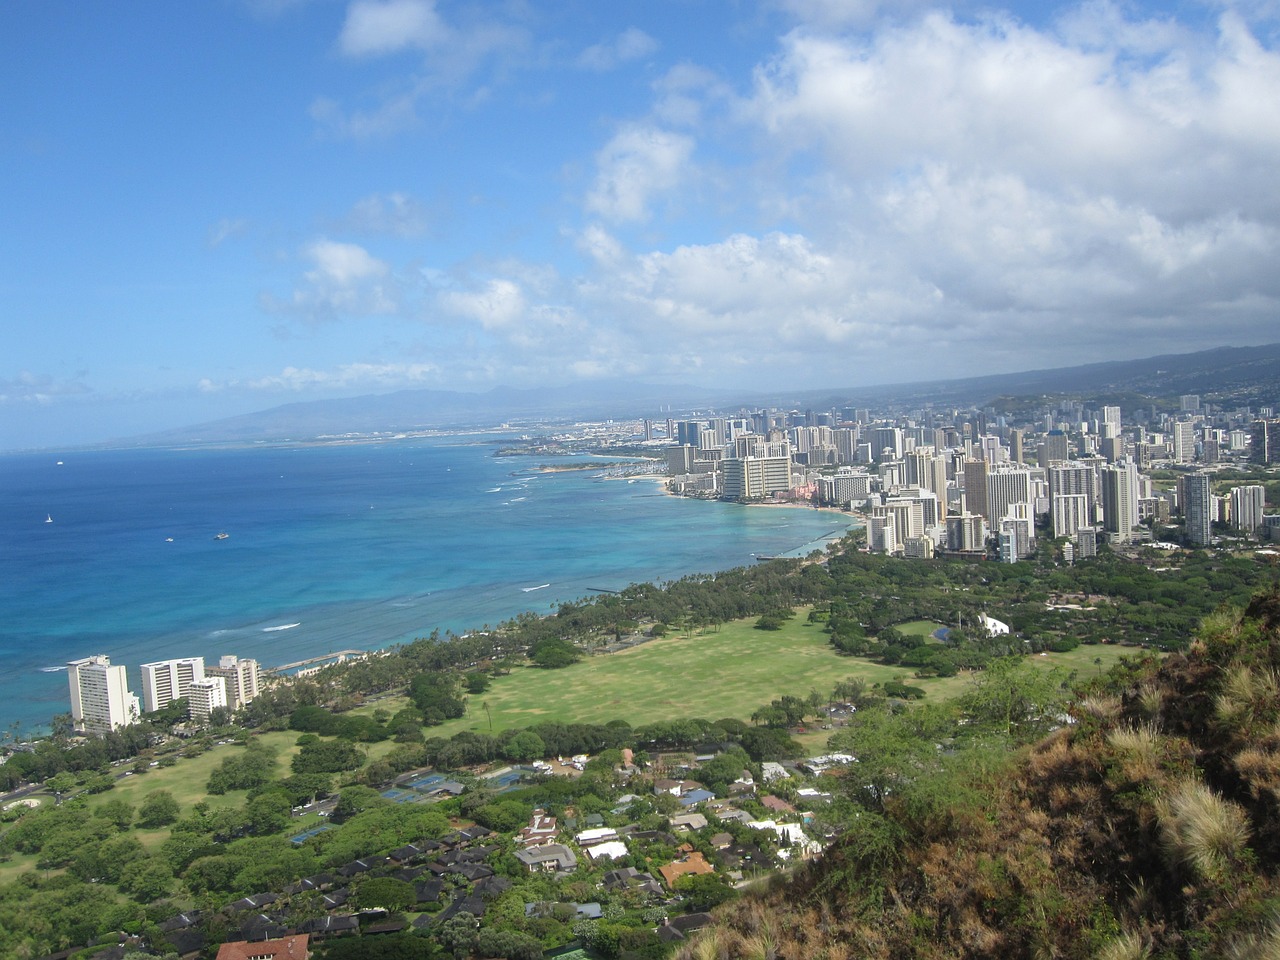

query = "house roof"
[
  {"left": 514, "top": 843, "right": 578, "bottom": 870},
  {"left": 215, "top": 934, "right": 310, "bottom": 960},
  {"left": 658, "top": 852, "right": 715, "bottom": 888}
]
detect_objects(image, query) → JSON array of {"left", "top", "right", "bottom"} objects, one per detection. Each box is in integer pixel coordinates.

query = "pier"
[{"left": 270, "top": 649, "right": 369, "bottom": 675}]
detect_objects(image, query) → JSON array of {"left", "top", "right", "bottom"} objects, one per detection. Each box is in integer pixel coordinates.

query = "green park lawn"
[
  {"left": 403, "top": 612, "right": 1147, "bottom": 740},
  {"left": 416, "top": 610, "right": 917, "bottom": 739}
]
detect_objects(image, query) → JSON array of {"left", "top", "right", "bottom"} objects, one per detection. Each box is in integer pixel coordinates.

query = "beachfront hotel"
[
  {"left": 205, "top": 655, "right": 262, "bottom": 710},
  {"left": 187, "top": 676, "right": 229, "bottom": 722},
  {"left": 67, "top": 655, "right": 141, "bottom": 734},
  {"left": 139, "top": 656, "right": 205, "bottom": 713}
]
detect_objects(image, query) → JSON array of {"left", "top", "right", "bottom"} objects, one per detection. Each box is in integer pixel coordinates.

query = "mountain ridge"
[{"left": 112, "top": 342, "right": 1280, "bottom": 447}]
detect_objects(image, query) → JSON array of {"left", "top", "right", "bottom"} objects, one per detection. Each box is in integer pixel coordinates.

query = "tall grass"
[{"left": 1157, "top": 778, "right": 1251, "bottom": 879}]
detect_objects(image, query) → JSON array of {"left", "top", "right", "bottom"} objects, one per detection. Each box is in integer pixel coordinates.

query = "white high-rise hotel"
[
  {"left": 140, "top": 656, "right": 204, "bottom": 714},
  {"left": 67, "top": 655, "right": 140, "bottom": 734}
]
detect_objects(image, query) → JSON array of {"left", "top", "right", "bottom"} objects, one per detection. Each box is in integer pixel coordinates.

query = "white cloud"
[
  {"left": 0, "top": 371, "right": 92, "bottom": 405},
  {"left": 439, "top": 278, "right": 526, "bottom": 330},
  {"left": 577, "top": 27, "right": 658, "bottom": 71},
  {"left": 245, "top": 361, "right": 441, "bottom": 390},
  {"left": 586, "top": 124, "right": 696, "bottom": 223},
  {"left": 264, "top": 239, "right": 400, "bottom": 321},
  {"left": 207, "top": 217, "right": 248, "bottom": 248},
  {"left": 339, "top": 0, "right": 448, "bottom": 57},
  {"left": 320, "top": 0, "right": 529, "bottom": 139},
  {"left": 291, "top": 5, "right": 1280, "bottom": 391},
  {"left": 344, "top": 192, "right": 429, "bottom": 237}
]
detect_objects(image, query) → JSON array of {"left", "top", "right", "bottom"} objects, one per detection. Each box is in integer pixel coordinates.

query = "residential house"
[
  {"left": 658, "top": 851, "right": 715, "bottom": 888},
  {"left": 514, "top": 844, "right": 578, "bottom": 874},
  {"left": 215, "top": 935, "right": 309, "bottom": 960},
  {"left": 583, "top": 839, "right": 628, "bottom": 862},
  {"left": 519, "top": 808, "right": 558, "bottom": 846}
]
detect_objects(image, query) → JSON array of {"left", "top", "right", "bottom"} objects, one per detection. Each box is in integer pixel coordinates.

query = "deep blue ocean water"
[{"left": 0, "top": 436, "right": 856, "bottom": 734}]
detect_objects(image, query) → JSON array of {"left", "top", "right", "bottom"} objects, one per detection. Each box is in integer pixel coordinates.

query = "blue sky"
[{"left": 3, "top": 0, "right": 1279, "bottom": 449}]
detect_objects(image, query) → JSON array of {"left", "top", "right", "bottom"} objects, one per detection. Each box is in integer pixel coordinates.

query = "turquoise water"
[{"left": 0, "top": 436, "right": 855, "bottom": 733}]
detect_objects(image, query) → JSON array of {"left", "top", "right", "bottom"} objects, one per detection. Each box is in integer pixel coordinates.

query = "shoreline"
[{"left": 6, "top": 450, "right": 853, "bottom": 736}]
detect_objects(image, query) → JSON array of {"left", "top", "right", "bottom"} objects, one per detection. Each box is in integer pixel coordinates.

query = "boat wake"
[
  {"left": 263, "top": 622, "right": 301, "bottom": 632},
  {"left": 39, "top": 665, "right": 67, "bottom": 673},
  {"left": 522, "top": 583, "right": 551, "bottom": 592}
]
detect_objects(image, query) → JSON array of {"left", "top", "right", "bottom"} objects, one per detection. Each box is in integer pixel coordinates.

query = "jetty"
[{"left": 270, "top": 649, "right": 368, "bottom": 675}]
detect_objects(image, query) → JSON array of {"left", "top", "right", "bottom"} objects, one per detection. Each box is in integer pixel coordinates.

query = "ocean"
[{"left": 0, "top": 436, "right": 856, "bottom": 735}]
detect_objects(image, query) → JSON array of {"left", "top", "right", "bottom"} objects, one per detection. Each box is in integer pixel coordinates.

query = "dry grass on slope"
[{"left": 676, "top": 587, "right": 1280, "bottom": 960}]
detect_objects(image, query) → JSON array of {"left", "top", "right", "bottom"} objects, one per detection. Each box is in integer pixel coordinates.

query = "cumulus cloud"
[
  {"left": 338, "top": 0, "right": 448, "bottom": 56},
  {"left": 295, "top": 4, "right": 1280, "bottom": 392},
  {"left": 586, "top": 124, "right": 696, "bottom": 222},
  {"left": 439, "top": 278, "right": 526, "bottom": 330},
  {"left": 577, "top": 27, "right": 658, "bottom": 71},
  {"left": 264, "top": 239, "right": 400, "bottom": 321}
]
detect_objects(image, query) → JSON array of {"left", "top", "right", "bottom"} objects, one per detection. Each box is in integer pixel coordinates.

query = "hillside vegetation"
[{"left": 680, "top": 588, "right": 1280, "bottom": 959}]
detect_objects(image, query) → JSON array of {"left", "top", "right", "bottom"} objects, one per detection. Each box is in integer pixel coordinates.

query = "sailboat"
[{"left": 45, "top": 514, "right": 52, "bottom": 524}]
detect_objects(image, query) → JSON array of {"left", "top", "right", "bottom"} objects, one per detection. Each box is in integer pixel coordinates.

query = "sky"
[{"left": 3, "top": 0, "right": 1279, "bottom": 450}]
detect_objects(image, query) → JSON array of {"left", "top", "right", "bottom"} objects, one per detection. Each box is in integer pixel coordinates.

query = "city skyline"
[{"left": 5, "top": 1, "right": 1280, "bottom": 451}]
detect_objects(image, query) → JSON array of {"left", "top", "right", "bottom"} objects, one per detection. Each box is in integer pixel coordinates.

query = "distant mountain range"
[{"left": 122, "top": 342, "right": 1280, "bottom": 446}]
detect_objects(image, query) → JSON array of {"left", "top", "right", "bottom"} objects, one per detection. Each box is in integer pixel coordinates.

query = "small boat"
[
  {"left": 165, "top": 537, "right": 174, "bottom": 542},
  {"left": 214, "top": 532, "right": 230, "bottom": 540},
  {"left": 45, "top": 514, "right": 52, "bottom": 523}
]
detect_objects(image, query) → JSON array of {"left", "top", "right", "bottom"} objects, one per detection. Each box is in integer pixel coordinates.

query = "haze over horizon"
[{"left": 5, "top": 1, "right": 1280, "bottom": 451}]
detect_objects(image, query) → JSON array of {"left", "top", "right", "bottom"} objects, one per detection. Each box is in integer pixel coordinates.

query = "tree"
[
  {"left": 674, "top": 872, "right": 739, "bottom": 911},
  {"left": 96, "top": 798, "right": 135, "bottom": 830},
  {"left": 292, "top": 738, "right": 364, "bottom": 774},
  {"left": 500, "top": 730, "right": 545, "bottom": 762},
  {"left": 529, "top": 638, "right": 580, "bottom": 669},
  {"left": 958, "top": 656, "right": 1071, "bottom": 742},
  {"left": 355, "top": 877, "right": 416, "bottom": 911},
  {"left": 119, "top": 857, "right": 174, "bottom": 902},
  {"left": 137, "top": 790, "right": 180, "bottom": 828}
]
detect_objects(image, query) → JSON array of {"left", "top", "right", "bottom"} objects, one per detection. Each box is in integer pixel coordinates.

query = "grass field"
[
  {"left": 411, "top": 611, "right": 908, "bottom": 739},
  {"left": 896, "top": 619, "right": 947, "bottom": 642},
  {"left": 398, "top": 612, "right": 1146, "bottom": 740}
]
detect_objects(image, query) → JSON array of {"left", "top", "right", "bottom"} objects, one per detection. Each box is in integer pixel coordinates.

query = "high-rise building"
[
  {"left": 870, "top": 426, "right": 901, "bottom": 461},
  {"left": 1051, "top": 493, "right": 1091, "bottom": 543},
  {"left": 1230, "top": 485, "right": 1267, "bottom": 535},
  {"left": 1102, "top": 406, "right": 1122, "bottom": 430},
  {"left": 985, "top": 468, "right": 1032, "bottom": 532},
  {"left": 1038, "top": 431, "right": 1070, "bottom": 467},
  {"left": 1048, "top": 462, "right": 1097, "bottom": 534},
  {"left": 1184, "top": 472, "right": 1213, "bottom": 546},
  {"left": 67, "top": 655, "right": 140, "bottom": 734},
  {"left": 720, "top": 455, "right": 792, "bottom": 500},
  {"left": 946, "top": 512, "right": 987, "bottom": 552},
  {"left": 139, "top": 656, "right": 204, "bottom": 714},
  {"left": 867, "top": 513, "right": 898, "bottom": 555},
  {"left": 1173, "top": 420, "right": 1197, "bottom": 464},
  {"left": 1252, "top": 419, "right": 1280, "bottom": 465},
  {"left": 187, "top": 677, "right": 228, "bottom": 723},
  {"left": 1180, "top": 395, "right": 1201, "bottom": 413},
  {"left": 206, "top": 656, "right": 263, "bottom": 710},
  {"left": 999, "top": 502, "right": 1035, "bottom": 561},
  {"left": 962, "top": 460, "right": 988, "bottom": 523},
  {"left": 1008, "top": 428, "right": 1025, "bottom": 465},
  {"left": 905, "top": 448, "right": 949, "bottom": 516},
  {"left": 1101, "top": 461, "right": 1141, "bottom": 543}
]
